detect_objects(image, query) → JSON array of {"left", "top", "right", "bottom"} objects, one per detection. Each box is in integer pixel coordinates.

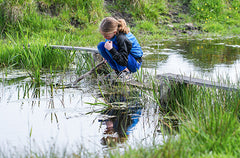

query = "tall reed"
[
  {"left": 146, "top": 79, "right": 240, "bottom": 157},
  {"left": 1, "top": 31, "right": 75, "bottom": 83},
  {"left": 111, "top": 80, "right": 240, "bottom": 157}
]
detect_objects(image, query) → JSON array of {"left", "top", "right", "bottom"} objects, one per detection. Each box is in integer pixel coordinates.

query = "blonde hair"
[{"left": 99, "top": 17, "right": 130, "bottom": 34}]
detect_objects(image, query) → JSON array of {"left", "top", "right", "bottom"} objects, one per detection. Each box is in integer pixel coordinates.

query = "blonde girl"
[{"left": 97, "top": 17, "right": 143, "bottom": 75}]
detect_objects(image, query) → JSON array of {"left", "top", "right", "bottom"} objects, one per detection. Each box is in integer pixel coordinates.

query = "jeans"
[{"left": 97, "top": 42, "right": 142, "bottom": 73}]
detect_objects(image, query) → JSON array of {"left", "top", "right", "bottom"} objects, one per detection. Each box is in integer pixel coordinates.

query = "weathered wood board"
[
  {"left": 157, "top": 73, "right": 238, "bottom": 91},
  {"left": 50, "top": 45, "right": 99, "bottom": 53}
]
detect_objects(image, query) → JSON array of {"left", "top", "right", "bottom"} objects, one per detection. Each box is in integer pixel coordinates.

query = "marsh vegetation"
[{"left": 0, "top": 0, "right": 240, "bottom": 157}]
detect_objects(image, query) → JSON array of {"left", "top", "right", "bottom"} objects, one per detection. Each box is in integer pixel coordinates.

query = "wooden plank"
[
  {"left": 157, "top": 73, "right": 238, "bottom": 91},
  {"left": 49, "top": 45, "right": 99, "bottom": 53}
]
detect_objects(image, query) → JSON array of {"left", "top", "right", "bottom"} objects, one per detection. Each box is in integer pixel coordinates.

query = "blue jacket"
[
  {"left": 106, "top": 32, "right": 143, "bottom": 66},
  {"left": 126, "top": 32, "right": 143, "bottom": 59}
]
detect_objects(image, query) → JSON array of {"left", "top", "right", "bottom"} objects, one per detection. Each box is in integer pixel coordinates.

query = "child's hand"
[
  {"left": 104, "top": 41, "right": 113, "bottom": 50},
  {"left": 103, "top": 58, "right": 107, "bottom": 63}
]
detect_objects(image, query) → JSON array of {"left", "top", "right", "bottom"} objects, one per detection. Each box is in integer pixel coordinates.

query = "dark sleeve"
[{"left": 109, "top": 34, "right": 132, "bottom": 66}]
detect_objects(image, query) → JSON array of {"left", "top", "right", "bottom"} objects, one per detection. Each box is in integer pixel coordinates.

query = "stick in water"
[{"left": 72, "top": 60, "right": 105, "bottom": 85}]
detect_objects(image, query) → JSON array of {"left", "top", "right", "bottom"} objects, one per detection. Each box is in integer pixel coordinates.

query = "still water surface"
[
  {"left": 0, "top": 37, "right": 239, "bottom": 156},
  {"left": 144, "top": 36, "right": 240, "bottom": 83}
]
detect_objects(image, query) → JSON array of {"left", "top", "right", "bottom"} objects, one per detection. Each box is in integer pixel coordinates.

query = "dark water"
[{"left": 0, "top": 37, "right": 239, "bottom": 156}]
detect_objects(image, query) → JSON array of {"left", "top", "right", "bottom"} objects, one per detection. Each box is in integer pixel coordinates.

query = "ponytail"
[{"left": 117, "top": 19, "right": 130, "bottom": 34}]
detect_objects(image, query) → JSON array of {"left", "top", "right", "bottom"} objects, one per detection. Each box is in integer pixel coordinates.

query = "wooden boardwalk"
[
  {"left": 50, "top": 45, "right": 99, "bottom": 53},
  {"left": 49, "top": 45, "right": 238, "bottom": 91},
  {"left": 157, "top": 73, "right": 238, "bottom": 91}
]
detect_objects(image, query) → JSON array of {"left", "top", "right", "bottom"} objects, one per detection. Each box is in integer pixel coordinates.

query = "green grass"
[
  {"left": 0, "top": 0, "right": 239, "bottom": 52},
  {"left": 113, "top": 79, "right": 240, "bottom": 157},
  {"left": 0, "top": 31, "right": 76, "bottom": 83},
  {"left": 190, "top": 0, "right": 240, "bottom": 33},
  {"left": 107, "top": 0, "right": 168, "bottom": 21}
]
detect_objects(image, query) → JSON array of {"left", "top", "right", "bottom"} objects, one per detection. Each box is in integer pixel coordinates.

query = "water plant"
[{"left": 75, "top": 52, "right": 96, "bottom": 75}]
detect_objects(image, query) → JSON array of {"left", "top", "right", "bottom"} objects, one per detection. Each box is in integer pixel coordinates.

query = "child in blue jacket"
[{"left": 97, "top": 17, "right": 143, "bottom": 75}]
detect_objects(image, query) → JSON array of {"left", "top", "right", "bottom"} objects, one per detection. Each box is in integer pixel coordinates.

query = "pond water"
[
  {"left": 143, "top": 36, "right": 240, "bottom": 83},
  {"left": 0, "top": 36, "right": 239, "bottom": 157}
]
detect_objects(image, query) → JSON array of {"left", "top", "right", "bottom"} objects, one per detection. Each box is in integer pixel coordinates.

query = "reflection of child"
[
  {"left": 100, "top": 108, "right": 142, "bottom": 146},
  {"left": 101, "top": 119, "right": 127, "bottom": 146},
  {"left": 97, "top": 17, "right": 143, "bottom": 75}
]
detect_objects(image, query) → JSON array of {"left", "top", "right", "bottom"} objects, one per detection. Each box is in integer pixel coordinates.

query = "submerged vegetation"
[{"left": 1, "top": 0, "right": 240, "bottom": 157}]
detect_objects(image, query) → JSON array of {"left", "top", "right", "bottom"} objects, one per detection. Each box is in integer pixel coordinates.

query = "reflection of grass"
[
  {"left": 160, "top": 38, "right": 240, "bottom": 72},
  {"left": 144, "top": 54, "right": 168, "bottom": 61},
  {"left": 89, "top": 79, "right": 143, "bottom": 108},
  {"left": 142, "top": 54, "right": 168, "bottom": 68}
]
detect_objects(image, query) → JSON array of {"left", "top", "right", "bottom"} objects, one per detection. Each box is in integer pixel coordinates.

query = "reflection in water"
[
  {"left": 98, "top": 89, "right": 142, "bottom": 148},
  {"left": 147, "top": 37, "right": 240, "bottom": 71},
  {"left": 177, "top": 38, "right": 240, "bottom": 71},
  {"left": 100, "top": 107, "right": 142, "bottom": 147},
  {"left": 0, "top": 76, "right": 105, "bottom": 154},
  {"left": 142, "top": 54, "right": 168, "bottom": 68},
  {"left": 20, "top": 82, "right": 64, "bottom": 124},
  {"left": 143, "top": 37, "right": 240, "bottom": 82}
]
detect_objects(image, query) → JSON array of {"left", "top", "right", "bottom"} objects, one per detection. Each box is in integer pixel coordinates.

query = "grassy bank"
[
  {"left": 0, "top": 0, "right": 239, "bottom": 61},
  {"left": 0, "top": 0, "right": 239, "bottom": 45},
  {"left": 1, "top": 0, "right": 239, "bottom": 69}
]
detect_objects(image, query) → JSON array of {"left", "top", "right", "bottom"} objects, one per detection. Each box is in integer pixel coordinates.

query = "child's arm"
[{"left": 109, "top": 34, "right": 132, "bottom": 66}]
